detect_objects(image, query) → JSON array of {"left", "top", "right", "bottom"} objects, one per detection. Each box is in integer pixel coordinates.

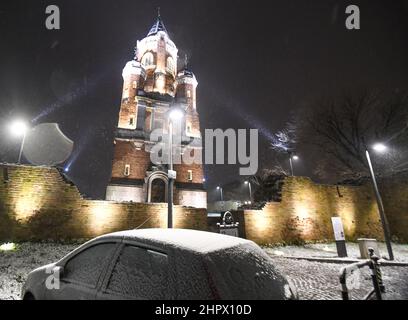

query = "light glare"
[
  {"left": 0, "top": 242, "right": 17, "bottom": 251},
  {"left": 10, "top": 120, "right": 28, "bottom": 137},
  {"left": 169, "top": 108, "right": 184, "bottom": 121},
  {"left": 373, "top": 143, "right": 387, "bottom": 153}
]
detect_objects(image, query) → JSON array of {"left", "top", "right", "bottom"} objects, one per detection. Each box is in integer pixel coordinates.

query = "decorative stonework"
[{"left": 107, "top": 14, "right": 206, "bottom": 208}]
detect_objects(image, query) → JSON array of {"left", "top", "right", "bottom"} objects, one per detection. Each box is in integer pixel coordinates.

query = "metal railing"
[{"left": 339, "top": 248, "right": 385, "bottom": 300}]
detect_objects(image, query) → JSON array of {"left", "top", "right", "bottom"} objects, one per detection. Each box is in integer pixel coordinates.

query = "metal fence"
[{"left": 339, "top": 248, "right": 385, "bottom": 300}]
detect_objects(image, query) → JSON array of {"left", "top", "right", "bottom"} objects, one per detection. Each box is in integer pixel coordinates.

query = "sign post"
[{"left": 331, "top": 217, "right": 348, "bottom": 257}]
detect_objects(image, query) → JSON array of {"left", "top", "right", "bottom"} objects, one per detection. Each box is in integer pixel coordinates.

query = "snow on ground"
[
  {"left": 0, "top": 243, "right": 76, "bottom": 300},
  {"left": 264, "top": 242, "right": 408, "bottom": 262},
  {"left": 1, "top": 241, "right": 407, "bottom": 300}
]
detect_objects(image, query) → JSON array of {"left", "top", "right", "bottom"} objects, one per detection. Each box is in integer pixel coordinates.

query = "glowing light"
[
  {"left": 245, "top": 181, "right": 249, "bottom": 185},
  {"left": 0, "top": 243, "right": 17, "bottom": 251},
  {"left": 372, "top": 143, "right": 387, "bottom": 153},
  {"left": 202, "top": 178, "right": 206, "bottom": 182},
  {"left": 14, "top": 182, "right": 45, "bottom": 222},
  {"left": 9, "top": 120, "right": 28, "bottom": 137},
  {"left": 252, "top": 212, "right": 269, "bottom": 234},
  {"left": 292, "top": 155, "right": 299, "bottom": 161},
  {"left": 169, "top": 108, "right": 184, "bottom": 121},
  {"left": 216, "top": 186, "right": 220, "bottom": 190},
  {"left": 86, "top": 202, "right": 122, "bottom": 235}
]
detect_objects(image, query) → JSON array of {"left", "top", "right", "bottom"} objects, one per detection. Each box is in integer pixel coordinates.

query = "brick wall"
[
  {"left": 234, "top": 176, "right": 408, "bottom": 245},
  {"left": 110, "top": 141, "right": 151, "bottom": 180},
  {"left": 3, "top": 164, "right": 408, "bottom": 245},
  {"left": 0, "top": 164, "right": 207, "bottom": 242}
]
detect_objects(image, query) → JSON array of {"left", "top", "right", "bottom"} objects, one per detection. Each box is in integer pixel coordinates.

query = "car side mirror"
[{"left": 53, "top": 266, "right": 64, "bottom": 278}]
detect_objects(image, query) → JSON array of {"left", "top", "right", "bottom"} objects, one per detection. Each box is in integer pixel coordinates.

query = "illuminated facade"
[{"left": 106, "top": 13, "right": 206, "bottom": 208}]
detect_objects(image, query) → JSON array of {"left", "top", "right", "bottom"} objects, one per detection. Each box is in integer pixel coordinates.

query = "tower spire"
[
  {"left": 184, "top": 54, "right": 189, "bottom": 69},
  {"left": 147, "top": 9, "right": 168, "bottom": 37}
]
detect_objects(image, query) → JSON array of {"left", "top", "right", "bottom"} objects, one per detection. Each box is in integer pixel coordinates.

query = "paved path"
[{"left": 268, "top": 256, "right": 408, "bottom": 300}]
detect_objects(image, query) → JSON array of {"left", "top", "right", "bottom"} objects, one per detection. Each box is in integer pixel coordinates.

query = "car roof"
[{"left": 99, "top": 228, "right": 253, "bottom": 254}]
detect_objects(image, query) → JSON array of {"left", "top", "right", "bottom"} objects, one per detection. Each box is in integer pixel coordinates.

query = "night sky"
[{"left": 0, "top": 0, "right": 407, "bottom": 200}]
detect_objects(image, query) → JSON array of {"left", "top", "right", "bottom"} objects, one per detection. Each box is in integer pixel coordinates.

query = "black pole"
[
  {"left": 168, "top": 177, "right": 173, "bottom": 229},
  {"left": 289, "top": 156, "right": 294, "bottom": 176},
  {"left": 167, "top": 120, "right": 173, "bottom": 229},
  {"left": 17, "top": 132, "right": 26, "bottom": 164},
  {"left": 366, "top": 150, "right": 394, "bottom": 260}
]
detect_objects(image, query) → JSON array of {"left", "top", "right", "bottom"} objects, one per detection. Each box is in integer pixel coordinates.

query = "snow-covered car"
[{"left": 22, "top": 229, "right": 297, "bottom": 300}]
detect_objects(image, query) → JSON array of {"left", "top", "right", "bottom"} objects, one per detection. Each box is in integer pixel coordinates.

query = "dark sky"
[{"left": 0, "top": 0, "right": 407, "bottom": 200}]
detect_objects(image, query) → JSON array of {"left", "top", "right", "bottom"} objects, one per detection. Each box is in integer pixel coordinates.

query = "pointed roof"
[
  {"left": 147, "top": 9, "right": 168, "bottom": 37},
  {"left": 180, "top": 54, "right": 194, "bottom": 77}
]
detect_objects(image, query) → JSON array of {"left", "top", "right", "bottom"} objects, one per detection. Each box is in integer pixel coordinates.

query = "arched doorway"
[
  {"left": 146, "top": 171, "right": 168, "bottom": 203},
  {"left": 151, "top": 178, "right": 166, "bottom": 203}
]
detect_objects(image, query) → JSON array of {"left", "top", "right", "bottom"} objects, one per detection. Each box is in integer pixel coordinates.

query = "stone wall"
[
  {"left": 2, "top": 164, "right": 408, "bottom": 245},
  {"left": 233, "top": 176, "right": 408, "bottom": 245},
  {"left": 0, "top": 164, "right": 207, "bottom": 242}
]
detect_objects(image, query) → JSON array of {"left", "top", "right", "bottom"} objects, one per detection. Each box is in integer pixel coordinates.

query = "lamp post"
[
  {"left": 167, "top": 108, "right": 184, "bottom": 229},
  {"left": 289, "top": 154, "right": 299, "bottom": 176},
  {"left": 245, "top": 180, "right": 252, "bottom": 202},
  {"left": 366, "top": 143, "right": 394, "bottom": 261},
  {"left": 9, "top": 120, "right": 28, "bottom": 164},
  {"left": 217, "top": 186, "right": 223, "bottom": 201}
]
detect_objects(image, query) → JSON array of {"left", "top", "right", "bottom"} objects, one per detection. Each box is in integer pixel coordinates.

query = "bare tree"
[{"left": 299, "top": 90, "right": 408, "bottom": 182}]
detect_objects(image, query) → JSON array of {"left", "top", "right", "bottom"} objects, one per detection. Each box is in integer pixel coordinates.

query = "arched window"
[
  {"left": 142, "top": 52, "right": 154, "bottom": 67},
  {"left": 166, "top": 57, "right": 174, "bottom": 73}
]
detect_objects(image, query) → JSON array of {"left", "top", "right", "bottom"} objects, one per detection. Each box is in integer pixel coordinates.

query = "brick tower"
[{"left": 106, "top": 13, "right": 206, "bottom": 208}]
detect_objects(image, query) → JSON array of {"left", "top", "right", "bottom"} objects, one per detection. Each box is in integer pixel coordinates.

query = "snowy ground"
[
  {"left": 0, "top": 243, "right": 76, "bottom": 300},
  {"left": 263, "top": 242, "right": 408, "bottom": 262},
  {"left": 1, "top": 242, "right": 407, "bottom": 300}
]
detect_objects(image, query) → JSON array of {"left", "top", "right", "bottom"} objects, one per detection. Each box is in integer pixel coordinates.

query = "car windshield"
[{"left": 207, "top": 243, "right": 293, "bottom": 300}]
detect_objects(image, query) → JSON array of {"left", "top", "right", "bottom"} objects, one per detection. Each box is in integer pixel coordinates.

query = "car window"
[
  {"left": 63, "top": 243, "right": 116, "bottom": 288},
  {"left": 208, "top": 243, "right": 291, "bottom": 300},
  {"left": 106, "top": 245, "right": 168, "bottom": 299}
]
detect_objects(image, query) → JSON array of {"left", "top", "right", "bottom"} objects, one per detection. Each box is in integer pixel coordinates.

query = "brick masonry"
[
  {"left": 110, "top": 140, "right": 151, "bottom": 181},
  {"left": 0, "top": 164, "right": 207, "bottom": 242},
  {"left": 2, "top": 164, "right": 408, "bottom": 244},
  {"left": 233, "top": 176, "right": 408, "bottom": 245}
]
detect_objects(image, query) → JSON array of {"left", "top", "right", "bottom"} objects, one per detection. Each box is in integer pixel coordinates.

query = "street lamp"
[
  {"left": 289, "top": 154, "right": 299, "bottom": 176},
  {"left": 365, "top": 143, "right": 394, "bottom": 260},
  {"left": 373, "top": 143, "right": 387, "bottom": 153},
  {"left": 217, "top": 186, "right": 223, "bottom": 201},
  {"left": 244, "top": 180, "right": 252, "bottom": 202},
  {"left": 9, "top": 120, "right": 28, "bottom": 164},
  {"left": 167, "top": 107, "right": 185, "bottom": 229}
]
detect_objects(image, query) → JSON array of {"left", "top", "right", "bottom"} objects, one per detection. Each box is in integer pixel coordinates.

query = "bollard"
[
  {"left": 369, "top": 248, "right": 385, "bottom": 293},
  {"left": 368, "top": 248, "right": 384, "bottom": 300}
]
